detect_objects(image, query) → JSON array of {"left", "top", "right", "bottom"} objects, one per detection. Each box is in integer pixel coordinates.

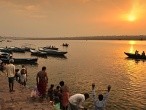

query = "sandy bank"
[{"left": 0, "top": 72, "right": 54, "bottom": 110}]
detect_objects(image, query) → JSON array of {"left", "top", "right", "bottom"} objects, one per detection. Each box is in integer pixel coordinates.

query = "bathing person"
[
  {"left": 92, "top": 83, "right": 111, "bottom": 110},
  {"left": 68, "top": 93, "right": 89, "bottom": 110},
  {"left": 5, "top": 59, "right": 15, "bottom": 92},
  {"left": 36, "top": 66, "right": 48, "bottom": 98}
]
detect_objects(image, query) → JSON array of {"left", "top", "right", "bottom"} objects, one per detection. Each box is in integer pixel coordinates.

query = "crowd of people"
[
  {"left": 0, "top": 60, "right": 112, "bottom": 110},
  {"left": 0, "top": 59, "right": 28, "bottom": 92}
]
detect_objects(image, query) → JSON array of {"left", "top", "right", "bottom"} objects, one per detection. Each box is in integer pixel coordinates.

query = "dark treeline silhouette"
[{"left": 0, "top": 35, "right": 146, "bottom": 40}]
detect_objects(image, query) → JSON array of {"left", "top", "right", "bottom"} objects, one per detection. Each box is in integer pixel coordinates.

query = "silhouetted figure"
[
  {"left": 142, "top": 51, "right": 145, "bottom": 57},
  {"left": 135, "top": 50, "right": 139, "bottom": 55}
]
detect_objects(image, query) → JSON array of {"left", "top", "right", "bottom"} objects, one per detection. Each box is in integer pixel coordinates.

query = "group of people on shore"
[
  {"left": 34, "top": 66, "right": 112, "bottom": 110},
  {"left": 0, "top": 60, "right": 112, "bottom": 110},
  {"left": 0, "top": 59, "right": 27, "bottom": 92}
]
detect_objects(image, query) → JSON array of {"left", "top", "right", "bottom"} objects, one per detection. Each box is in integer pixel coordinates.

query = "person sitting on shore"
[
  {"left": 47, "top": 84, "right": 55, "bottom": 101},
  {"left": 141, "top": 51, "right": 145, "bottom": 57},
  {"left": 54, "top": 86, "right": 62, "bottom": 103},
  {"left": 92, "top": 83, "right": 111, "bottom": 110}
]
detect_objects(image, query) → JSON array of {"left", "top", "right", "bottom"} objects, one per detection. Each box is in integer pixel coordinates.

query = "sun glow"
[
  {"left": 128, "top": 15, "right": 136, "bottom": 22},
  {"left": 129, "top": 40, "right": 136, "bottom": 53},
  {"left": 121, "top": 0, "right": 143, "bottom": 22},
  {"left": 129, "top": 40, "right": 136, "bottom": 45}
]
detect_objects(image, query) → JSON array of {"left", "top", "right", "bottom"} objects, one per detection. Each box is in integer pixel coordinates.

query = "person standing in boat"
[
  {"left": 91, "top": 83, "right": 111, "bottom": 110},
  {"left": 135, "top": 50, "right": 139, "bottom": 55},
  {"left": 141, "top": 51, "right": 145, "bottom": 57},
  {"left": 36, "top": 66, "right": 48, "bottom": 99},
  {"left": 5, "top": 59, "right": 15, "bottom": 92}
]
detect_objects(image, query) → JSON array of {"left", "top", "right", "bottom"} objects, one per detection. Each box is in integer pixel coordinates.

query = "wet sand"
[{"left": 0, "top": 72, "right": 53, "bottom": 110}]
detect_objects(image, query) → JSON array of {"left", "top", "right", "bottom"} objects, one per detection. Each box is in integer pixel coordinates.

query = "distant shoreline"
[{"left": 1, "top": 35, "right": 146, "bottom": 40}]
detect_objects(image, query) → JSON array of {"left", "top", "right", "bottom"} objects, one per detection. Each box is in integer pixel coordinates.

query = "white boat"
[{"left": 30, "top": 49, "right": 47, "bottom": 57}]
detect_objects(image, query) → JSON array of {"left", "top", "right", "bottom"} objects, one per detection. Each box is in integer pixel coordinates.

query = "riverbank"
[{"left": 0, "top": 72, "right": 53, "bottom": 110}]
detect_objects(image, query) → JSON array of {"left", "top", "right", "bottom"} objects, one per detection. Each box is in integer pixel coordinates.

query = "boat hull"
[
  {"left": 0, "top": 58, "right": 38, "bottom": 64},
  {"left": 124, "top": 52, "right": 146, "bottom": 59}
]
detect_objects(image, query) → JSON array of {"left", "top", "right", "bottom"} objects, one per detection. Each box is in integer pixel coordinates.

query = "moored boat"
[
  {"left": 124, "top": 52, "right": 146, "bottom": 59},
  {"left": 9, "top": 47, "right": 25, "bottom": 53},
  {"left": 30, "top": 49, "right": 47, "bottom": 57},
  {"left": 62, "top": 43, "right": 69, "bottom": 47},
  {"left": 43, "top": 46, "right": 58, "bottom": 50},
  {"left": 0, "top": 57, "right": 38, "bottom": 64},
  {"left": 0, "top": 52, "right": 38, "bottom": 64},
  {"left": 0, "top": 47, "right": 12, "bottom": 54},
  {"left": 0, "top": 52, "right": 12, "bottom": 59},
  {"left": 39, "top": 48, "right": 67, "bottom": 56}
]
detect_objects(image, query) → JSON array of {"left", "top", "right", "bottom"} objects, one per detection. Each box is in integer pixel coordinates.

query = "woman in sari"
[{"left": 36, "top": 66, "right": 48, "bottom": 99}]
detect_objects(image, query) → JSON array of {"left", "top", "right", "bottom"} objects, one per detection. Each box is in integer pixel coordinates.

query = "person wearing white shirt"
[
  {"left": 68, "top": 93, "right": 89, "bottom": 110},
  {"left": 5, "top": 59, "right": 15, "bottom": 92},
  {"left": 92, "top": 83, "right": 111, "bottom": 110}
]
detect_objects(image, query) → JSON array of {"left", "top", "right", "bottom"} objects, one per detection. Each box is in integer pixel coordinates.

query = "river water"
[{"left": 0, "top": 40, "right": 146, "bottom": 110}]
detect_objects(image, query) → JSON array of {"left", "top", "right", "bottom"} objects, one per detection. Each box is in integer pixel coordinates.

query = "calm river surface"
[{"left": 0, "top": 40, "right": 146, "bottom": 110}]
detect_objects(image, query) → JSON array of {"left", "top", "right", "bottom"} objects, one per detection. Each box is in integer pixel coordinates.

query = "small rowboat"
[{"left": 124, "top": 52, "right": 146, "bottom": 59}]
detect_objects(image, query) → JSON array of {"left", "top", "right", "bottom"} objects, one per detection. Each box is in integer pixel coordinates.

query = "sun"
[{"left": 128, "top": 15, "right": 136, "bottom": 22}]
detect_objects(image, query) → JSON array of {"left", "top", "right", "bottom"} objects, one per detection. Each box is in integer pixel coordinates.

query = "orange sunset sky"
[{"left": 0, "top": 0, "right": 146, "bottom": 38}]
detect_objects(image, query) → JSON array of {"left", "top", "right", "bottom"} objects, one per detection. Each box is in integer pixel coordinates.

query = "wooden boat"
[
  {"left": 30, "top": 49, "right": 47, "bottom": 57},
  {"left": 43, "top": 46, "right": 58, "bottom": 50},
  {"left": 0, "top": 57, "right": 38, "bottom": 64},
  {"left": 124, "top": 52, "right": 146, "bottom": 59},
  {"left": 62, "top": 43, "right": 69, "bottom": 47},
  {"left": 39, "top": 48, "right": 67, "bottom": 56},
  {"left": 0, "top": 52, "right": 12, "bottom": 59},
  {"left": 0, "top": 52, "right": 38, "bottom": 64},
  {"left": 9, "top": 47, "right": 25, "bottom": 53},
  {"left": 0, "top": 48, "right": 13, "bottom": 54}
]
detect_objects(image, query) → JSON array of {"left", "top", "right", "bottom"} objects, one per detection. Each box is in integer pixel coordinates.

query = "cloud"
[{"left": 0, "top": 0, "right": 48, "bottom": 19}]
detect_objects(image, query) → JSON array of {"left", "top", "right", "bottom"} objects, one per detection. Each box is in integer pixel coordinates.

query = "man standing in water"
[
  {"left": 36, "top": 66, "right": 48, "bottom": 99},
  {"left": 92, "top": 83, "right": 111, "bottom": 110},
  {"left": 5, "top": 59, "right": 15, "bottom": 92}
]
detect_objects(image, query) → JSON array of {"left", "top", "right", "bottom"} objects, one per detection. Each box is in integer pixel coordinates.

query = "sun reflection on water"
[{"left": 129, "top": 40, "right": 136, "bottom": 53}]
